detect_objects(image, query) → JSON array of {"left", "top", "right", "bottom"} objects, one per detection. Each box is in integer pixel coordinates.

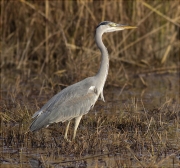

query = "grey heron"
[{"left": 30, "top": 21, "right": 136, "bottom": 140}]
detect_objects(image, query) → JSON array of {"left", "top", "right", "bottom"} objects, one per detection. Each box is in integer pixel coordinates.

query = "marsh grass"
[
  {"left": 1, "top": 0, "right": 180, "bottom": 167},
  {"left": 1, "top": 97, "right": 179, "bottom": 167}
]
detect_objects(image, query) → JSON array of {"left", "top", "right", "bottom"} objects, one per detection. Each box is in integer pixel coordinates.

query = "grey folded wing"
[{"left": 30, "top": 79, "right": 98, "bottom": 131}]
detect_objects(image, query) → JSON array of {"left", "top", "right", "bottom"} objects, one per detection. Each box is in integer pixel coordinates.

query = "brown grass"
[{"left": 1, "top": 98, "right": 179, "bottom": 167}]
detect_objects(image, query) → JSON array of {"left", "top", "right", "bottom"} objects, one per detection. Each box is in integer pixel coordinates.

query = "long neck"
[{"left": 95, "top": 31, "right": 109, "bottom": 89}]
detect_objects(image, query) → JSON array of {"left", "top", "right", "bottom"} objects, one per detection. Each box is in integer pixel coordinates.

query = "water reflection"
[{"left": 107, "top": 73, "right": 179, "bottom": 110}]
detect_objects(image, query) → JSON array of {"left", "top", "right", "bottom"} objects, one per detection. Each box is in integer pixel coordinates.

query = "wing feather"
[{"left": 30, "top": 77, "right": 99, "bottom": 131}]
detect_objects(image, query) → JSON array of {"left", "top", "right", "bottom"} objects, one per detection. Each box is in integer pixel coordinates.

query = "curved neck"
[{"left": 95, "top": 30, "right": 109, "bottom": 89}]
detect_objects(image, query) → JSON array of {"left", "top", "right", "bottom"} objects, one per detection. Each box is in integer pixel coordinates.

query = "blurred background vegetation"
[
  {"left": 1, "top": 0, "right": 180, "bottom": 106},
  {"left": 0, "top": 1, "right": 180, "bottom": 166}
]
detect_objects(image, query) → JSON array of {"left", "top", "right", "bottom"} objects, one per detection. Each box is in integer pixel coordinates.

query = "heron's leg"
[
  {"left": 73, "top": 115, "right": 83, "bottom": 140},
  {"left": 64, "top": 121, "right": 71, "bottom": 140}
]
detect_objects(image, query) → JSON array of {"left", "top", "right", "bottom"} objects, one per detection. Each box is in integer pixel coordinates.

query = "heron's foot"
[{"left": 64, "top": 136, "right": 72, "bottom": 142}]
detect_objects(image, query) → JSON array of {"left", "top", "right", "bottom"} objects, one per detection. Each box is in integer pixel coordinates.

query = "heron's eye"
[{"left": 109, "top": 23, "right": 116, "bottom": 27}]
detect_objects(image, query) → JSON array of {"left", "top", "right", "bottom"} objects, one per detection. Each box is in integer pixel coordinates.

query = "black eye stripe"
[
  {"left": 96, "top": 21, "right": 111, "bottom": 29},
  {"left": 99, "top": 21, "right": 110, "bottom": 25}
]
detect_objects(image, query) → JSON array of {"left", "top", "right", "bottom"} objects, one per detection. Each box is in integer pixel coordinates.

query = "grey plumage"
[
  {"left": 30, "top": 21, "right": 137, "bottom": 140},
  {"left": 30, "top": 77, "right": 98, "bottom": 131}
]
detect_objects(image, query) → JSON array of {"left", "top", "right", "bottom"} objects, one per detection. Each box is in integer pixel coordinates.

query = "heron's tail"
[{"left": 30, "top": 115, "right": 49, "bottom": 132}]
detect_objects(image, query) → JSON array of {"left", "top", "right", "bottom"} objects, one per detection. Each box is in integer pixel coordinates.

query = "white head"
[{"left": 96, "top": 21, "right": 137, "bottom": 35}]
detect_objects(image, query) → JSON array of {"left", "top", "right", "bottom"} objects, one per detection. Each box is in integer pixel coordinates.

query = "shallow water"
[
  {"left": 1, "top": 73, "right": 179, "bottom": 167},
  {"left": 110, "top": 73, "right": 179, "bottom": 106}
]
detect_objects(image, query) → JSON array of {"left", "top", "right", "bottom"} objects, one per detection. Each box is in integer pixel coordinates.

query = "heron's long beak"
[
  {"left": 123, "top": 26, "right": 137, "bottom": 29},
  {"left": 119, "top": 25, "right": 137, "bottom": 29}
]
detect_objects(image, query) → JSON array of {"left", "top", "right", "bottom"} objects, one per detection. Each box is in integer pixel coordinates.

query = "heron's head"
[{"left": 96, "top": 21, "right": 137, "bottom": 34}]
